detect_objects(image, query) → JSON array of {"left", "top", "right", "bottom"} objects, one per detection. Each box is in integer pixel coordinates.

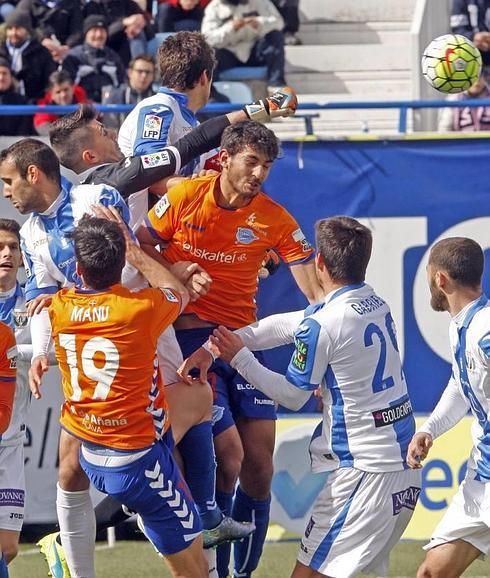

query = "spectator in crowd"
[
  {"left": 34, "top": 70, "right": 90, "bottom": 135},
  {"left": 271, "top": 0, "right": 300, "bottom": 45},
  {"left": 62, "top": 15, "right": 126, "bottom": 103},
  {"left": 83, "top": 0, "right": 154, "bottom": 67},
  {"left": 0, "top": 0, "right": 17, "bottom": 24},
  {"left": 156, "top": 0, "right": 209, "bottom": 33},
  {"left": 102, "top": 54, "right": 155, "bottom": 129},
  {"left": 451, "top": 0, "right": 490, "bottom": 65},
  {"left": 0, "top": 56, "right": 32, "bottom": 135},
  {"left": 0, "top": 10, "right": 56, "bottom": 102},
  {"left": 201, "top": 0, "right": 287, "bottom": 92},
  {"left": 438, "top": 71, "right": 490, "bottom": 131},
  {"left": 13, "top": 0, "right": 83, "bottom": 63}
]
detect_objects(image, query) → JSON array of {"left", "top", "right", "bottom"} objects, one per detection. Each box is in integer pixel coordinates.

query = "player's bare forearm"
[{"left": 290, "top": 261, "right": 324, "bottom": 304}]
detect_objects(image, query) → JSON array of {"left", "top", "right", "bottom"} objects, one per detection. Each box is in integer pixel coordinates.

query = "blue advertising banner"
[{"left": 257, "top": 138, "right": 490, "bottom": 413}]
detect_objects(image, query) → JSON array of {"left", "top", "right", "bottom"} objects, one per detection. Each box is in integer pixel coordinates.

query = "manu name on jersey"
[
  {"left": 285, "top": 283, "right": 415, "bottom": 473},
  {"left": 49, "top": 284, "right": 181, "bottom": 450}
]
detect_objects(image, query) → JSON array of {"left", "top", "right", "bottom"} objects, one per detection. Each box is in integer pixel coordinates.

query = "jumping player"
[{"left": 181, "top": 216, "right": 422, "bottom": 578}]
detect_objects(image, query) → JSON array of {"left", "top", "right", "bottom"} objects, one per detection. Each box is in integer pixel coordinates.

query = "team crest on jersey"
[
  {"left": 291, "top": 338, "right": 308, "bottom": 372},
  {"left": 162, "top": 288, "right": 179, "bottom": 303},
  {"left": 142, "top": 151, "right": 171, "bottom": 169},
  {"left": 142, "top": 114, "right": 163, "bottom": 139},
  {"left": 154, "top": 194, "right": 170, "bottom": 218},
  {"left": 236, "top": 227, "right": 259, "bottom": 245}
]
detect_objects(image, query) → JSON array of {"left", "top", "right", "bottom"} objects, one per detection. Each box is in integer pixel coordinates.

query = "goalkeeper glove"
[{"left": 243, "top": 86, "right": 298, "bottom": 122}]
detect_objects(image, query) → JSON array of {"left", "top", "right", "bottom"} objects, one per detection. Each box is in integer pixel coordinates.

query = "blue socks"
[
  {"left": 0, "top": 554, "right": 8, "bottom": 577},
  {"left": 232, "top": 486, "right": 271, "bottom": 578},
  {"left": 178, "top": 421, "right": 222, "bottom": 530},
  {"left": 216, "top": 490, "right": 234, "bottom": 578}
]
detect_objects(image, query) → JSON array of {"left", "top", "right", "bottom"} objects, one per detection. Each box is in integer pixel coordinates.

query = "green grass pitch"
[{"left": 9, "top": 540, "right": 490, "bottom": 577}]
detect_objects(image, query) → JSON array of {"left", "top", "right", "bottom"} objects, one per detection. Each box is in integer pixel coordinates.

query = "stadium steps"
[{"left": 271, "top": 2, "right": 417, "bottom": 139}]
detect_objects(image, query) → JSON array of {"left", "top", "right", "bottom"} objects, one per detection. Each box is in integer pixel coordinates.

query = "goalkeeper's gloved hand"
[{"left": 243, "top": 86, "right": 298, "bottom": 123}]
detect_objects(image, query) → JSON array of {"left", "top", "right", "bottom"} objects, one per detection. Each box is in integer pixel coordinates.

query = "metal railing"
[{"left": 2, "top": 98, "right": 490, "bottom": 135}]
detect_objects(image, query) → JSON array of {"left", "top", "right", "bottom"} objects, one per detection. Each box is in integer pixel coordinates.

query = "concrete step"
[
  {"left": 299, "top": 0, "right": 416, "bottom": 23},
  {"left": 285, "top": 43, "right": 411, "bottom": 73},
  {"left": 286, "top": 70, "right": 411, "bottom": 96},
  {"left": 296, "top": 21, "right": 411, "bottom": 46}
]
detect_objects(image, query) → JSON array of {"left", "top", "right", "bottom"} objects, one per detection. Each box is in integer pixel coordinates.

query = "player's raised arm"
[
  {"left": 93, "top": 205, "right": 190, "bottom": 310},
  {"left": 290, "top": 261, "right": 324, "bottom": 304}
]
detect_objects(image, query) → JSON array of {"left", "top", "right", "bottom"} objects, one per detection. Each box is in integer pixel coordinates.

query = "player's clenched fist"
[
  {"left": 407, "top": 432, "right": 433, "bottom": 469},
  {"left": 244, "top": 86, "right": 298, "bottom": 123}
]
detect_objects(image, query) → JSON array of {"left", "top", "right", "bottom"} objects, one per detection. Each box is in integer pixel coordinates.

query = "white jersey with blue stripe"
[
  {"left": 117, "top": 87, "right": 213, "bottom": 176},
  {"left": 20, "top": 180, "right": 132, "bottom": 302},
  {"left": 0, "top": 282, "right": 30, "bottom": 445},
  {"left": 286, "top": 283, "right": 415, "bottom": 474},
  {"left": 448, "top": 296, "right": 490, "bottom": 482}
]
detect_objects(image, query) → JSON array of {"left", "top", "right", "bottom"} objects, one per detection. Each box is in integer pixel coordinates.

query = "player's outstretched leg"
[
  {"left": 166, "top": 382, "right": 255, "bottom": 549},
  {"left": 417, "top": 541, "right": 482, "bottom": 578},
  {"left": 37, "top": 430, "right": 95, "bottom": 578},
  {"left": 232, "top": 418, "right": 275, "bottom": 578}
]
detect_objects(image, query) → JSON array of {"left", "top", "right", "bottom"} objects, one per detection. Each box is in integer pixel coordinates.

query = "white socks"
[
  {"left": 56, "top": 484, "right": 96, "bottom": 578},
  {"left": 204, "top": 548, "right": 218, "bottom": 578}
]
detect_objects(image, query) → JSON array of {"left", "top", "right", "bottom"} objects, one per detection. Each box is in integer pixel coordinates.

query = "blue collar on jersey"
[
  {"left": 326, "top": 282, "right": 366, "bottom": 304},
  {"left": 158, "top": 86, "right": 198, "bottom": 126},
  {"left": 0, "top": 281, "right": 24, "bottom": 328},
  {"left": 74, "top": 286, "right": 113, "bottom": 294}
]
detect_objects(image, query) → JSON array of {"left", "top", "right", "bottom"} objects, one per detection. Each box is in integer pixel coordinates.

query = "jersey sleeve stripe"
[
  {"left": 0, "top": 376, "right": 15, "bottom": 382},
  {"left": 143, "top": 216, "right": 166, "bottom": 242},
  {"left": 286, "top": 253, "right": 315, "bottom": 266}
]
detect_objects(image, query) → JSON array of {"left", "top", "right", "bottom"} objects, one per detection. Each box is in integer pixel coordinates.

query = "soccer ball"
[{"left": 421, "top": 34, "right": 482, "bottom": 93}]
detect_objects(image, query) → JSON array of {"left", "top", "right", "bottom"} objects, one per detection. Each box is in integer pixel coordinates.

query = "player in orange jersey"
[
  {"left": 0, "top": 320, "right": 17, "bottom": 578},
  {"left": 137, "top": 120, "right": 324, "bottom": 578},
  {"left": 46, "top": 215, "right": 208, "bottom": 578}
]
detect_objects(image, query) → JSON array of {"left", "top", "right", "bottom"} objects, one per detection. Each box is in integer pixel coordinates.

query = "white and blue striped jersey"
[
  {"left": 448, "top": 296, "right": 490, "bottom": 482},
  {"left": 0, "top": 282, "right": 30, "bottom": 445},
  {"left": 20, "top": 180, "right": 132, "bottom": 302},
  {"left": 287, "top": 283, "right": 415, "bottom": 474},
  {"left": 118, "top": 87, "right": 215, "bottom": 176}
]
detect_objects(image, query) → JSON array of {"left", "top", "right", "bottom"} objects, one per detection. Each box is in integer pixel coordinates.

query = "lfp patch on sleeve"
[
  {"left": 142, "top": 151, "right": 171, "bottom": 169},
  {"left": 154, "top": 194, "right": 170, "bottom": 218},
  {"left": 161, "top": 288, "right": 179, "bottom": 303},
  {"left": 291, "top": 337, "right": 308, "bottom": 372},
  {"left": 142, "top": 114, "right": 163, "bottom": 139}
]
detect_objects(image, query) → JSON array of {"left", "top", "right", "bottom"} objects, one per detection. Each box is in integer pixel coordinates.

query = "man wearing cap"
[
  {"left": 0, "top": 57, "right": 33, "bottom": 135},
  {"left": 0, "top": 10, "right": 56, "bottom": 102},
  {"left": 62, "top": 15, "right": 126, "bottom": 102}
]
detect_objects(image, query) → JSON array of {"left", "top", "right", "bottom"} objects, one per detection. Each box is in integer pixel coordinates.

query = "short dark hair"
[
  {"left": 0, "top": 138, "right": 61, "bottom": 186},
  {"left": 69, "top": 217, "right": 126, "bottom": 289},
  {"left": 315, "top": 216, "right": 372, "bottom": 284},
  {"left": 220, "top": 120, "right": 280, "bottom": 160},
  {"left": 429, "top": 237, "right": 484, "bottom": 288},
  {"left": 0, "top": 218, "right": 20, "bottom": 243},
  {"left": 49, "top": 104, "right": 97, "bottom": 172},
  {"left": 48, "top": 70, "right": 73, "bottom": 90},
  {"left": 129, "top": 54, "right": 155, "bottom": 69},
  {"left": 158, "top": 31, "right": 215, "bottom": 90}
]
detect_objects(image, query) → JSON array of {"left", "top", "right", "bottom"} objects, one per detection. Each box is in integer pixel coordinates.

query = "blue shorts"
[
  {"left": 79, "top": 432, "right": 202, "bottom": 555},
  {"left": 176, "top": 327, "right": 277, "bottom": 436}
]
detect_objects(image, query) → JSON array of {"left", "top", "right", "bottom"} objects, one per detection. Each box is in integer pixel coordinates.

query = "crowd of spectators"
[{"left": 0, "top": 0, "right": 301, "bottom": 134}]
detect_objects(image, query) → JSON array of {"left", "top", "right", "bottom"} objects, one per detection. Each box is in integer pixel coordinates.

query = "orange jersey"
[
  {"left": 49, "top": 284, "right": 182, "bottom": 450},
  {"left": 146, "top": 174, "right": 314, "bottom": 328},
  {"left": 0, "top": 321, "right": 16, "bottom": 383}
]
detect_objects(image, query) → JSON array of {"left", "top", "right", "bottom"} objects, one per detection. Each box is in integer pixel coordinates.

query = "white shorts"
[
  {"left": 157, "top": 326, "right": 184, "bottom": 385},
  {"left": 297, "top": 467, "right": 421, "bottom": 578},
  {"left": 0, "top": 444, "right": 25, "bottom": 532},
  {"left": 424, "top": 469, "right": 490, "bottom": 556}
]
